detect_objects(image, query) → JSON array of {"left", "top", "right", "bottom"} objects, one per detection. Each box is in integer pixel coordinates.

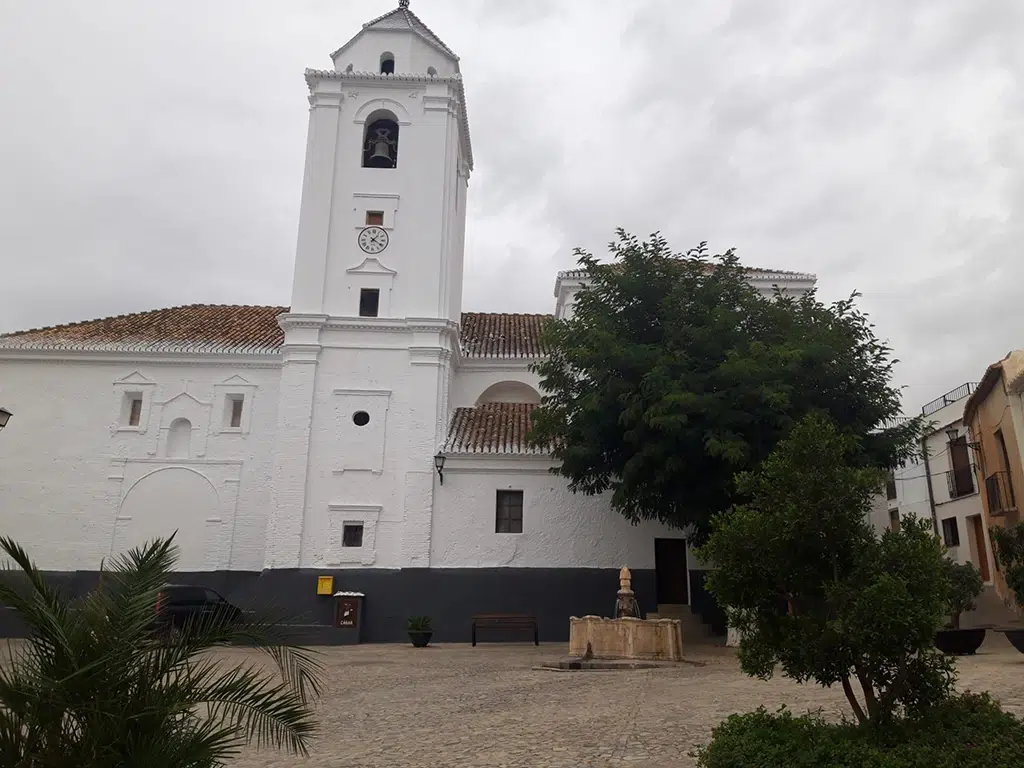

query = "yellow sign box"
[{"left": 316, "top": 576, "right": 334, "bottom": 595}]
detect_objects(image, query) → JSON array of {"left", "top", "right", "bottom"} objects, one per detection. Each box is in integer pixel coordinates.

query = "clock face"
[{"left": 358, "top": 226, "right": 389, "bottom": 254}]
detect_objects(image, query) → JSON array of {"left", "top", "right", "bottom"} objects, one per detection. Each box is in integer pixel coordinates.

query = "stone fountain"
[{"left": 568, "top": 567, "right": 684, "bottom": 661}]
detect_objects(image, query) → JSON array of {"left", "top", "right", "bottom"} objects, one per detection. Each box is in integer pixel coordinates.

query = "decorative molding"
[
  {"left": 457, "top": 358, "right": 539, "bottom": 373},
  {"left": 346, "top": 257, "right": 397, "bottom": 275},
  {"left": 324, "top": 504, "right": 383, "bottom": 567},
  {"left": 277, "top": 313, "right": 329, "bottom": 331},
  {"left": 156, "top": 391, "right": 210, "bottom": 408},
  {"left": 213, "top": 376, "right": 258, "bottom": 435},
  {"left": 352, "top": 96, "right": 412, "bottom": 125},
  {"left": 308, "top": 90, "right": 344, "bottom": 109},
  {"left": 410, "top": 346, "right": 451, "bottom": 367},
  {"left": 114, "top": 371, "right": 155, "bottom": 385},
  {"left": 333, "top": 388, "right": 392, "bottom": 397}
]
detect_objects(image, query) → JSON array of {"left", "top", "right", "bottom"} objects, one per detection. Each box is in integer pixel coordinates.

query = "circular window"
[{"left": 352, "top": 411, "right": 370, "bottom": 427}]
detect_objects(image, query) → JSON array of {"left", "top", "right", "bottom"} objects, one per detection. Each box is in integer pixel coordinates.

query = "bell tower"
[
  {"left": 266, "top": 2, "right": 472, "bottom": 572},
  {"left": 287, "top": 0, "right": 472, "bottom": 322}
]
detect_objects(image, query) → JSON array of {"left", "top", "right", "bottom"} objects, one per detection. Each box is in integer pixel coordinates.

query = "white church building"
[{"left": 0, "top": 2, "right": 814, "bottom": 641}]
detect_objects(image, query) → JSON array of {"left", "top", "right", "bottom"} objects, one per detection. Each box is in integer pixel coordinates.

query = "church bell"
[{"left": 366, "top": 128, "right": 394, "bottom": 168}]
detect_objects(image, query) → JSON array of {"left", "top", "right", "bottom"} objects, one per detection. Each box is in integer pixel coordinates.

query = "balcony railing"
[
  {"left": 922, "top": 382, "right": 979, "bottom": 416},
  {"left": 985, "top": 470, "right": 1017, "bottom": 516},
  {"left": 946, "top": 466, "right": 976, "bottom": 499}
]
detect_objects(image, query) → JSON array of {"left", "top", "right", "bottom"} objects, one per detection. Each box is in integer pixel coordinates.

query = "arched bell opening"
[{"left": 362, "top": 110, "right": 400, "bottom": 169}]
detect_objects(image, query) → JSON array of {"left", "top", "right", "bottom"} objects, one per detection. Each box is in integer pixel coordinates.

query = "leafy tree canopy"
[
  {"left": 697, "top": 412, "right": 954, "bottom": 725},
  {"left": 530, "top": 230, "right": 922, "bottom": 538}
]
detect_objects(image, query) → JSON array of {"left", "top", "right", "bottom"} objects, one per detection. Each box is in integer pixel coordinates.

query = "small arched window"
[
  {"left": 380, "top": 52, "right": 395, "bottom": 75},
  {"left": 427, "top": 66, "right": 437, "bottom": 77},
  {"left": 362, "top": 111, "right": 399, "bottom": 169}
]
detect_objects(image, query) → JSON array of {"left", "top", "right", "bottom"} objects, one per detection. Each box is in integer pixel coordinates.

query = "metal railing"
[
  {"left": 922, "top": 382, "right": 979, "bottom": 416},
  {"left": 945, "top": 466, "right": 976, "bottom": 499},
  {"left": 985, "top": 470, "right": 1017, "bottom": 516}
]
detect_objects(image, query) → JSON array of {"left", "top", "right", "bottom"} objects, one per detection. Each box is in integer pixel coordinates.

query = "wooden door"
[
  {"left": 970, "top": 515, "right": 991, "bottom": 582},
  {"left": 655, "top": 538, "right": 689, "bottom": 605}
]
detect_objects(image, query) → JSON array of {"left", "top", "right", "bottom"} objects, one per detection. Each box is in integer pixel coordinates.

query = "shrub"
[
  {"left": 696, "top": 413, "right": 954, "bottom": 726},
  {"left": 990, "top": 523, "right": 1024, "bottom": 607},
  {"left": 408, "top": 615, "right": 433, "bottom": 632},
  {"left": 696, "top": 693, "right": 1024, "bottom": 768},
  {"left": 942, "top": 559, "right": 984, "bottom": 628}
]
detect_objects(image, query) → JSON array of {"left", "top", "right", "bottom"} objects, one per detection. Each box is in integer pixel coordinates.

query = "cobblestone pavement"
[{"left": 230, "top": 634, "right": 1024, "bottom": 768}]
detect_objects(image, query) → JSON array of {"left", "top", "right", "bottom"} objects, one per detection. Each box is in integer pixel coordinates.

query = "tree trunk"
[
  {"left": 854, "top": 663, "right": 880, "bottom": 722},
  {"left": 841, "top": 676, "right": 867, "bottom": 724}
]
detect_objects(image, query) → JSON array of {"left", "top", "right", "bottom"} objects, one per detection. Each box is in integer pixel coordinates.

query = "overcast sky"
[{"left": 0, "top": 0, "right": 1020, "bottom": 412}]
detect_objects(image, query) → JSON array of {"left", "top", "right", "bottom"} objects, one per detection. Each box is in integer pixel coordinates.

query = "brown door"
[
  {"left": 970, "top": 515, "right": 991, "bottom": 582},
  {"left": 655, "top": 538, "right": 689, "bottom": 604}
]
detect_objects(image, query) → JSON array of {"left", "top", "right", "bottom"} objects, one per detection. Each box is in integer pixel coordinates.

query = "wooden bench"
[{"left": 471, "top": 613, "right": 539, "bottom": 646}]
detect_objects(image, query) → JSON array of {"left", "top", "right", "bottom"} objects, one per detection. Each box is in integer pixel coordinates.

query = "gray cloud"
[{"left": 1, "top": 0, "right": 1022, "bottom": 412}]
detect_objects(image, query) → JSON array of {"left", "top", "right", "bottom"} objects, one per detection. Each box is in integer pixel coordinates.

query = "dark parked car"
[{"left": 153, "top": 584, "right": 244, "bottom": 638}]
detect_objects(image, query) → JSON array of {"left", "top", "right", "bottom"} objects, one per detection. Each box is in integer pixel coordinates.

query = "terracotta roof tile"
[
  {"left": 459, "top": 313, "right": 551, "bottom": 359},
  {"left": 442, "top": 402, "right": 545, "bottom": 455},
  {"left": 0, "top": 304, "right": 287, "bottom": 354}
]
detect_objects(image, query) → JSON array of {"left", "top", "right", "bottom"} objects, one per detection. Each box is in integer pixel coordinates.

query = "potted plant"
[
  {"left": 990, "top": 523, "right": 1024, "bottom": 653},
  {"left": 934, "top": 559, "right": 986, "bottom": 655},
  {"left": 408, "top": 615, "right": 433, "bottom": 648}
]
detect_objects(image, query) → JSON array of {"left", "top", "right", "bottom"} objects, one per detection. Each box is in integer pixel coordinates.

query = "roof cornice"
[{"left": 0, "top": 347, "right": 281, "bottom": 367}]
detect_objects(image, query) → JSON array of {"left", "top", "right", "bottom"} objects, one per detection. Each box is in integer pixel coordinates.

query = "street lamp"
[
  {"left": 0, "top": 407, "right": 11, "bottom": 431},
  {"left": 433, "top": 452, "right": 446, "bottom": 485},
  {"left": 946, "top": 428, "right": 959, "bottom": 443}
]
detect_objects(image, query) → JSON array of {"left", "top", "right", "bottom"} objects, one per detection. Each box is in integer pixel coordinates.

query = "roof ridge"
[
  {"left": 461, "top": 311, "right": 554, "bottom": 318},
  {"left": 333, "top": 3, "right": 459, "bottom": 63},
  {"left": 555, "top": 264, "right": 817, "bottom": 281},
  {"left": 0, "top": 303, "right": 287, "bottom": 339}
]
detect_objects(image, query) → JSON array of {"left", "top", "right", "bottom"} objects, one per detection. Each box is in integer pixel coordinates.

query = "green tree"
[
  {"left": 0, "top": 535, "right": 322, "bottom": 767},
  {"left": 942, "top": 559, "right": 983, "bottom": 628},
  {"left": 990, "top": 522, "right": 1024, "bottom": 607},
  {"left": 697, "top": 413, "right": 954, "bottom": 725},
  {"left": 529, "top": 230, "right": 921, "bottom": 538}
]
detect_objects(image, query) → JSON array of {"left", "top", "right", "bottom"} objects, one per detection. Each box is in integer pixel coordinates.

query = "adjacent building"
[
  {"left": 878, "top": 385, "right": 994, "bottom": 579},
  {"left": 964, "top": 351, "right": 1024, "bottom": 612}
]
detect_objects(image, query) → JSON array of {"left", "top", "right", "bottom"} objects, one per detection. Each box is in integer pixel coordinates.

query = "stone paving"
[{"left": 228, "top": 634, "right": 1024, "bottom": 768}]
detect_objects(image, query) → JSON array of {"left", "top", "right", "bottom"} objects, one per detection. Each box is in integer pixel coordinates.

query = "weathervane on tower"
[{"left": 399, "top": 0, "right": 410, "bottom": 8}]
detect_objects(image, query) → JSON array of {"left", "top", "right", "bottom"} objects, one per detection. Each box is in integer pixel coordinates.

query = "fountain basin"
[{"left": 569, "top": 615, "right": 683, "bottom": 661}]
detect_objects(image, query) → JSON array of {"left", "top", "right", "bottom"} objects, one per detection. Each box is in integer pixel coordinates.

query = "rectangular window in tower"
[
  {"left": 359, "top": 288, "right": 380, "bottom": 318},
  {"left": 365, "top": 211, "right": 384, "bottom": 226},
  {"left": 342, "top": 523, "right": 364, "bottom": 548},
  {"left": 496, "top": 490, "right": 524, "bottom": 533}
]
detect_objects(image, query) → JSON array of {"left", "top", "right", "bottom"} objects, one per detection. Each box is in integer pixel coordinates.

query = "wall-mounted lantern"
[{"left": 433, "top": 453, "right": 446, "bottom": 485}]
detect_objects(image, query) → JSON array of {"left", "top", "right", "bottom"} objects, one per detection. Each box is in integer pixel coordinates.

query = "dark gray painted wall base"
[{"left": 0, "top": 567, "right": 725, "bottom": 644}]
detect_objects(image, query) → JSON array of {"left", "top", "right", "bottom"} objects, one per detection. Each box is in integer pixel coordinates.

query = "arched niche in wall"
[
  {"left": 167, "top": 418, "right": 193, "bottom": 459},
  {"left": 475, "top": 381, "right": 542, "bottom": 406},
  {"left": 114, "top": 467, "right": 219, "bottom": 571}
]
